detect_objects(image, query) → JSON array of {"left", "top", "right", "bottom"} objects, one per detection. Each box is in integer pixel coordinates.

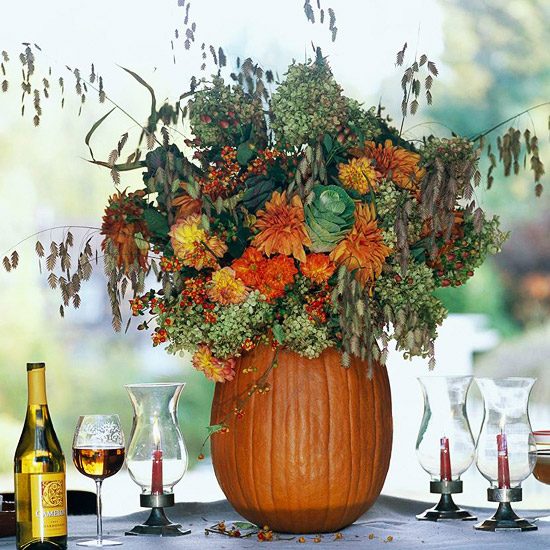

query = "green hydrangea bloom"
[{"left": 271, "top": 59, "right": 347, "bottom": 147}]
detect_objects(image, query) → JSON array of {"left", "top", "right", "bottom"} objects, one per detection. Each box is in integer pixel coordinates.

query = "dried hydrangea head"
[{"left": 271, "top": 58, "right": 347, "bottom": 147}]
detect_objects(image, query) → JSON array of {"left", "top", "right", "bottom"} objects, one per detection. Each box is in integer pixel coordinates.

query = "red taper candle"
[
  {"left": 440, "top": 436, "right": 452, "bottom": 481},
  {"left": 151, "top": 418, "right": 164, "bottom": 495},
  {"left": 497, "top": 431, "right": 511, "bottom": 489}
]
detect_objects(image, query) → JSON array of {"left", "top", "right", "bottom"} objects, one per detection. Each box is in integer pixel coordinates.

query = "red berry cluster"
[
  {"left": 304, "top": 286, "right": 331, "bottom": 324},
  {"left": 246, "top": 148, "right": 285, "bottom": 176},
  {"left": 130, "top": 295, "right": 162, "bottom": 316},
  {"left": 431, "top": 241, "right": 478, "bottom": 288},
  {"left": 178, "top": 277, "right": 217, "bottom": 323},
  {"left": 152, "top": 328, "right": 168, "bottom": 346},
  {"left": 241, "top": 337, "right": 256, "bottom": 351},
  {"left": 160, "top": 256, "right": 184, "bottom": 272},
  {"left": 199, "top": 146, "right": 244, "bottom": 200}
]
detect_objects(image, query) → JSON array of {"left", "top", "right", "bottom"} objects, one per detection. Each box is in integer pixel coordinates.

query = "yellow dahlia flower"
[
  {"left": 338, "top": 157, "right": 378, "bottom": 195},
  {"left": 208, "top": 267, "right": 248, "bottom": 305},
  {"left": 192, "top": 345, "right": 236, "bottom": 383},
  {"left": 169, "top": 215, "right": 227, "bottom": 270}
]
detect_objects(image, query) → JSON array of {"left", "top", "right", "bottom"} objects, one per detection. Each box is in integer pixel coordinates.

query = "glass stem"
[{"left": 95, "top": 479, "right": 103, "bottom": 545}]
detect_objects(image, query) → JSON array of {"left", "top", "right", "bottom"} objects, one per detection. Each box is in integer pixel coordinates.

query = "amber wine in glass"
[
  {"left": 533, "top": 431, "right": 550, "bottom": 522},
  {"left": 73, "top": 415, "right": 125, "bottom": 547}
]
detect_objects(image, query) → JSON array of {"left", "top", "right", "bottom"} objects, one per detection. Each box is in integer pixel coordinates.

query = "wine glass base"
[{"left": 76, "top": 539, "right": 123, "bottom": 547}]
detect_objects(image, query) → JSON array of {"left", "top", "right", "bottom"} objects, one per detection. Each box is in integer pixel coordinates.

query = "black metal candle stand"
[
  {"left": 416, "top": 480, "right": 477, "bottom": 521},
  {"left": 474, "top": 487, "right": 537, "bottom": 532},
  {"left": 125, "top": 493, "right": 191, "bottom": 537}
]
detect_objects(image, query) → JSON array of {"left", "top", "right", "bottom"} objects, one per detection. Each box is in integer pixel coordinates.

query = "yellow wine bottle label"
[{"left": 17, "top": 473, "right": 67, "bottom": 538}]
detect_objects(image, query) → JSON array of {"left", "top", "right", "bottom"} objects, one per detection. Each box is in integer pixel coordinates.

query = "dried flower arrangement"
[{"left": 1, "top": 3, "right": 547, "bottom": 381}]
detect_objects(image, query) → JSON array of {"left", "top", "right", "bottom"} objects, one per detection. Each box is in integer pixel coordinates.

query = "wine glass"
[
  {"left": 533, "top": 431, "right": 550, "bottom": 522},
  {"left": 73, "top": 415, "right": 125, "bottom": 547}
]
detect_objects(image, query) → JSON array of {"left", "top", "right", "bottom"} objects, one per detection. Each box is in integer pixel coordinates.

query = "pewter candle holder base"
[
  {"left": 474, "top": 487, "right": 537, "bottom": 532},
  {"left": 125, "top": 493, "right": 191, "bottom": 537},
  {"left": 417, "top": 480, "right": 477, "bottom": 521}
]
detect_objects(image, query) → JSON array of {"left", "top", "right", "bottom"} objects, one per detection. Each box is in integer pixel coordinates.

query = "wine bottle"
[{"left": 14, "top": 363, "right": 67, "bottom": 550}]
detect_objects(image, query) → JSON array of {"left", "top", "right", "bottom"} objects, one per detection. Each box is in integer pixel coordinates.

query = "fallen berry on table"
[
  {"left": 298, "top": 536, "right": 306, "bottom": 543},
  {"left": 334, "top": 532, "right": 343, "bottom": 540},
  {"left": 368, "top": 533, "right": 375, "bottom": 540}
]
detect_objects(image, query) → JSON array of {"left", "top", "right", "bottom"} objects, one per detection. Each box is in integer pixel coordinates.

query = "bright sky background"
[{"left": 0, "top": 0, "right": 445, "bottom": 125}]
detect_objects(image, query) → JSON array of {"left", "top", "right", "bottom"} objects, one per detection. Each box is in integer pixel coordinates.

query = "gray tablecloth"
[{"left": 2, "top": 496, "right": 548, "bottom": 549}]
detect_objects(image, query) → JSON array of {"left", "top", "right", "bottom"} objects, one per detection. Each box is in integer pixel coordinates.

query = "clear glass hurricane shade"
[
  {"left": 475, "top": 377, "right": 537, "bottom": 488},
  {"left": 416, "top": 376, "right": 475, "bottom": 480},
  {"left": 125, "top": 383, "right": 188, "bottom": 493}
]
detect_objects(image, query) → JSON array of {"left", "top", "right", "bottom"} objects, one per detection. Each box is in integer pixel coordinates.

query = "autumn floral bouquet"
[{"left": 87, "top": 52, "right": 508, "bottom": 383}]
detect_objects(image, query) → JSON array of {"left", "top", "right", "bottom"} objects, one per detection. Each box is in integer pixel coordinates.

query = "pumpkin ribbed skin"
[{"left": 210, "top": 343, "right": 393, "bottom": 533}]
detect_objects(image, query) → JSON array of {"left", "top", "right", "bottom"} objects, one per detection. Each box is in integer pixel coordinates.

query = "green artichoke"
[{"left": 305, "top": 185, "right": 355, "bottom": 252}]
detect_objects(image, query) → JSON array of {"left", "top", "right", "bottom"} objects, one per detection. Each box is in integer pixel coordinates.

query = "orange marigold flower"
[
  {"left": 253, "top": 191, "right": 311, "bottom": 262},
  {"left": 329, "top": 203, "right": 391, "bottom": 287},
  {"left": 101, "top": 191, "right": 149, "bottom": 272},
  {"left": 301, "top": 254, "right": 336, "bottom": 284},
  {"left": 359, "top": 139, "right": 425, "bottom": 191},
  {"left": 232, "top": 247, "right": 266, "bottom": 288},
  {"left": 169, "top": 214, "right": 227, "bottom": 270},
  {"left": 207, "top": 267, "right": 248, "bottom": 305},
  {"left": 338, "top": 157, "right": 378, "bottom": 195},
  {"left": 259, "top": 255, "right": 297, "bottom": 301},
  {"left": 192, "top": 345, "right": 236, "bottom": 383}
]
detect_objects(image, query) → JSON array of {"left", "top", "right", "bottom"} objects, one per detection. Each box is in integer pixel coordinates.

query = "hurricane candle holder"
[
  {"left": 415, "top": 376, "right": 477, "bottom": 521},
  {"left": 474, "top": 377, "right": 537, "bottom": 532},
  {"left": 125, "top": 383, "right": 190, "bottom": 537}
]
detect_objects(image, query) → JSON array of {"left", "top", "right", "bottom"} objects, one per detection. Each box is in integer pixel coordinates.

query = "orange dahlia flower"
[
  {"left": 329, "top": 203, "right": 391, "bottom": 287},
  {"left": 207, "top": 267, "right": 248, "bottom": 305},
  {"left": 258, "top": 255, "right": 298, "bottom": 301},
  {"left": 192, "top": 345, "right": 236, "bottom": 383},
  {"left": 252, "top": 191, "right": 311, "bottom": 263},
  {"left": 101, "top": 191, "right": 149, "bottom": 272},
  {"left": 232, "top": 247, "right": 266, "bottom": 288},
  {"left": 301, "top": 254, "right": 336, "bottom": 284},
  {"left": 169, "top": 214, "right": 227, "bottom": 270},
  {"left": 358, "top": 139, "right": 425, "bottom": 191},
  {"left": 338, "top": 157, "right": 378, "bottom": 195}
]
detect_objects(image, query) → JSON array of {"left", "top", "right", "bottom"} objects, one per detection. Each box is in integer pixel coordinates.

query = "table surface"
[{"left": 1, "top": 496, "right": 549, "bottom": 549}]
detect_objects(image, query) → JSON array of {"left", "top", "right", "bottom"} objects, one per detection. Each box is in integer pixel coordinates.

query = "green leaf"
[
  {"left": 323, "top": 133, "right": 334, "bottom": 153},
  {"left": 143, "top": 207, "right": 169, "bottom": 237},
  {"left": 206, "top": 424, "right": 225, "bottom": 436},
  {"left": 230, "top": 522, "right": 258, "bottom": 530},
  {"left": 85, "top": 107, "right": 115, "bottom": 161},
  {"left": 134, "top": 232, "right": 149, "bottom": 251},
  {"left": 236, "top": 141, "right": 256, "bottom": 166},
  {"left": 171, "top": 178, "right": 181, "bottom": 193},
  {"left": 120, "top": 66, "right": 157, "bottom": 131},
  {"left": 272, "top": 323, "right": 285, "bottom": 344}
]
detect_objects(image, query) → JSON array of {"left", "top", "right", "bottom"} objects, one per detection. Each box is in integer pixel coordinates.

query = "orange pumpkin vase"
[{"left": 210, "top": 343, "right": 393, "bottom": 534}]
